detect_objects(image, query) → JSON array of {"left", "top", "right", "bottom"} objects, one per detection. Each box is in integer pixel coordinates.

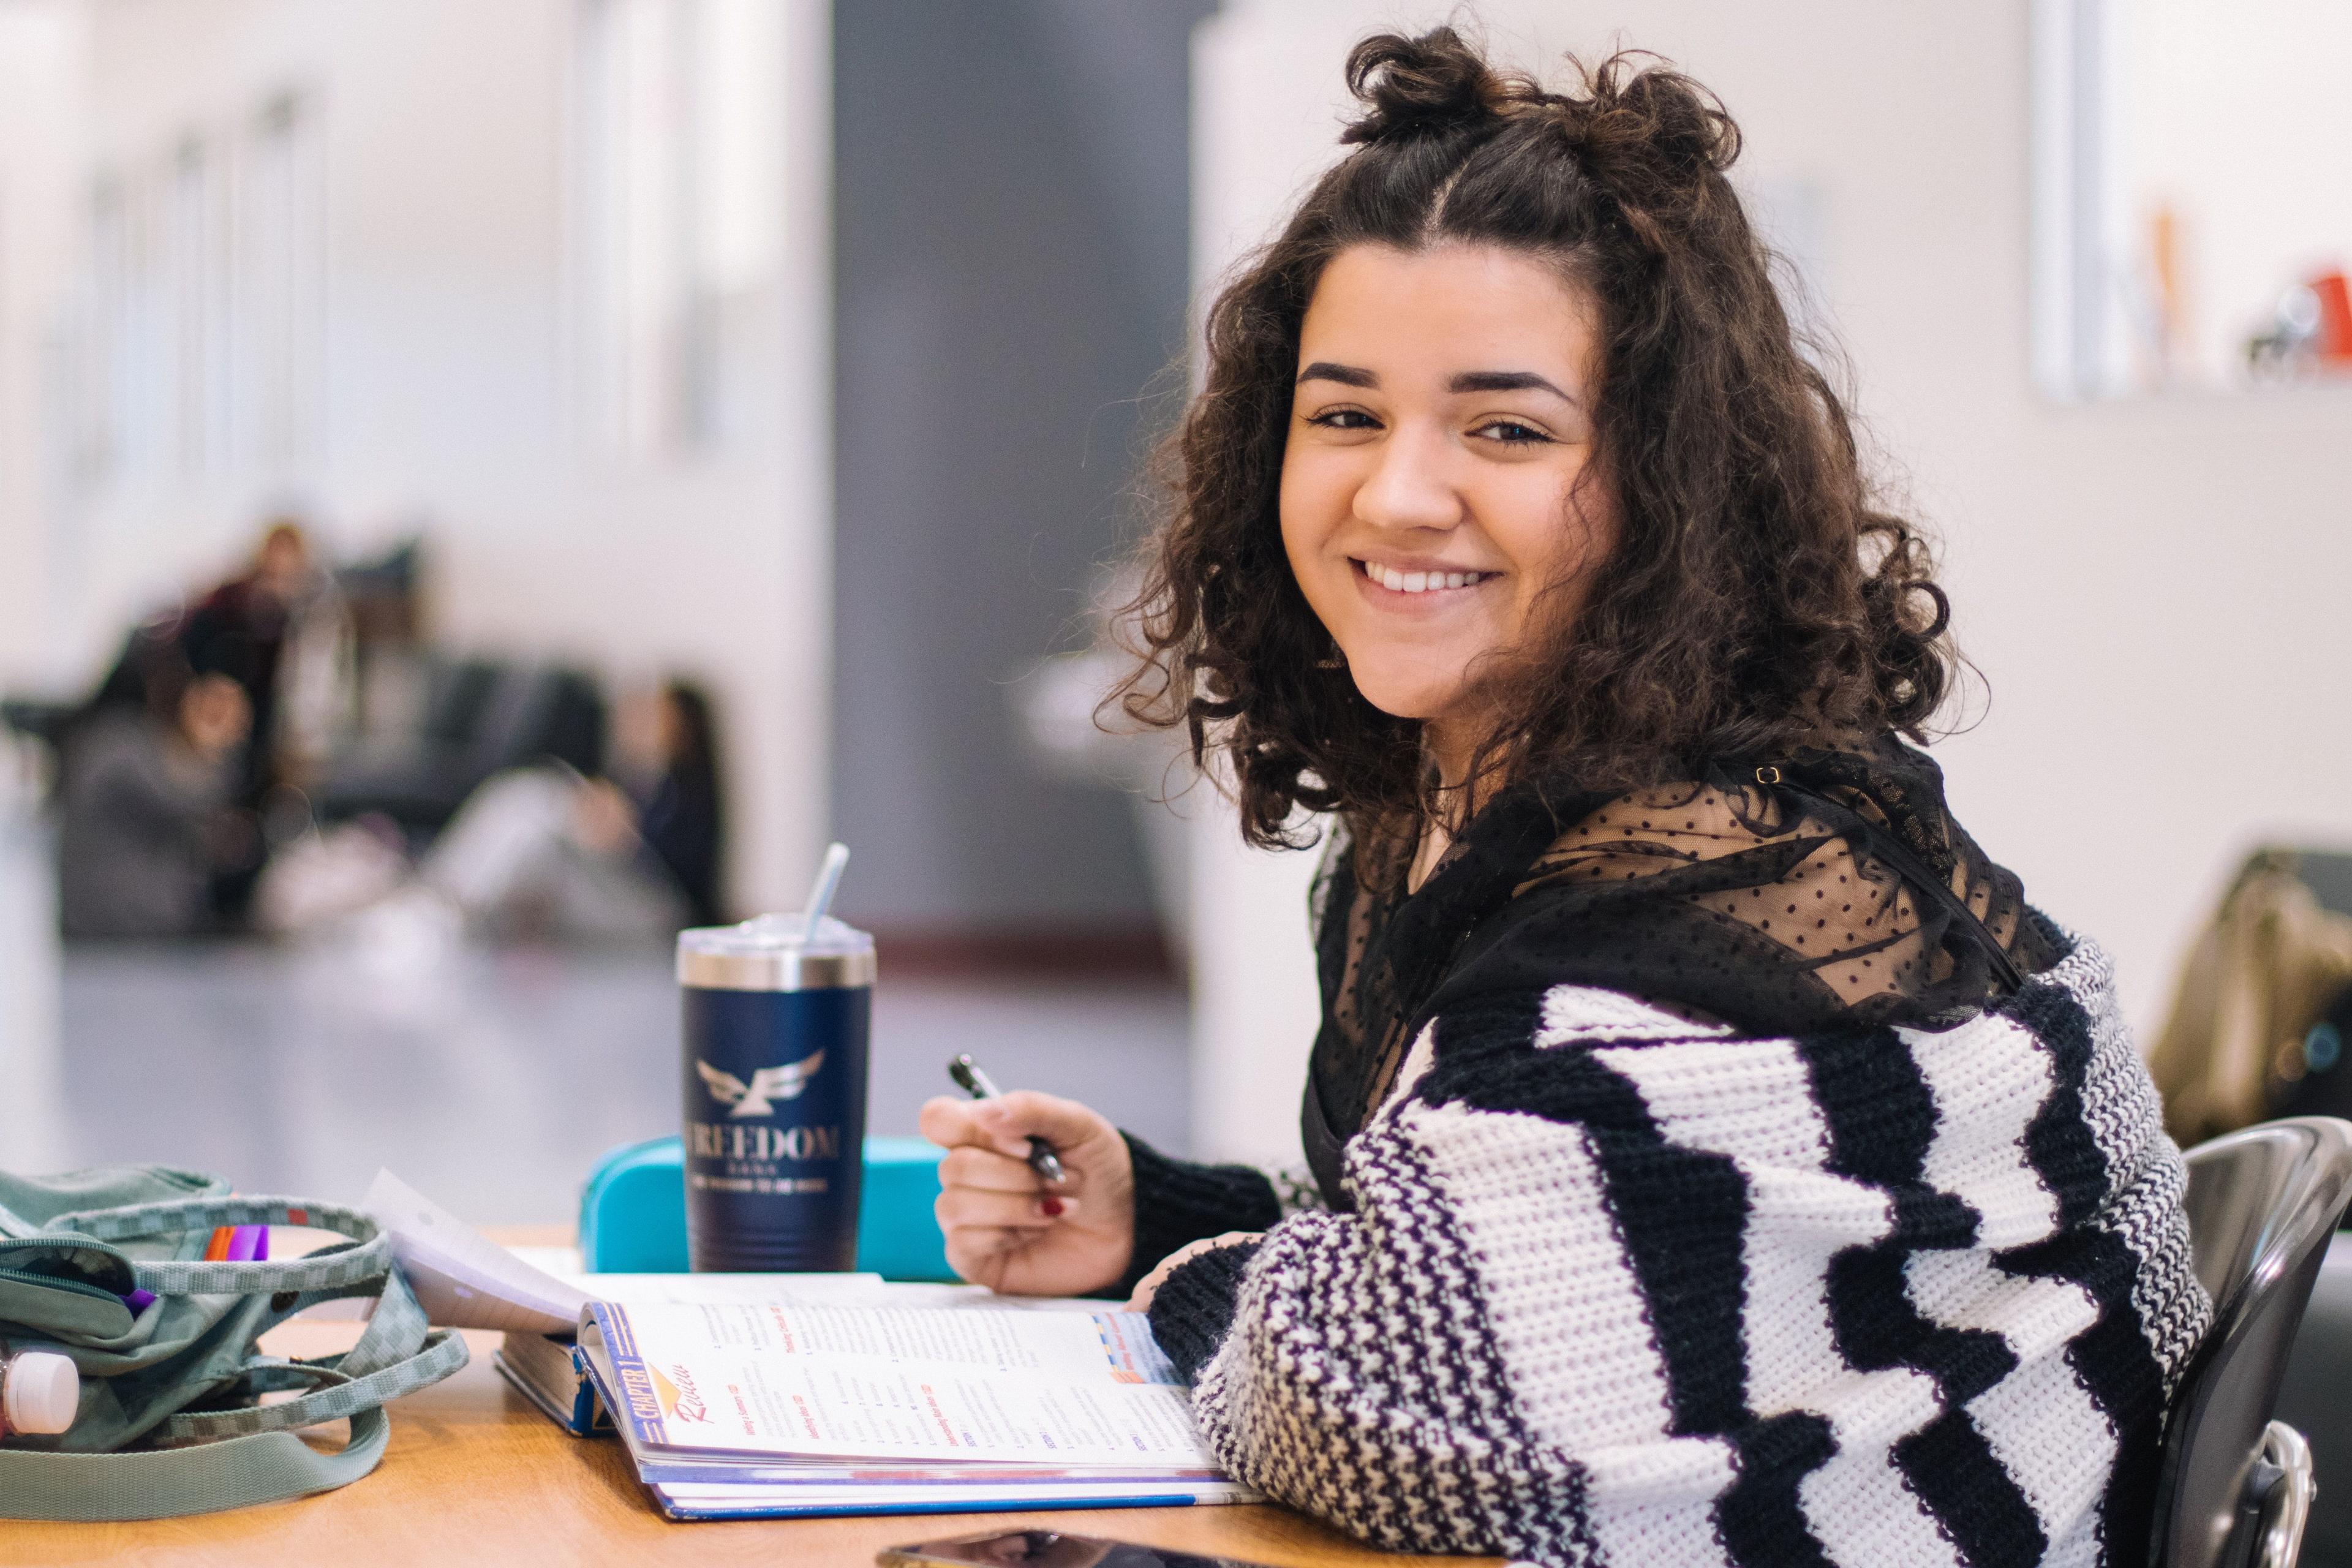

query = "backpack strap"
[
  {"left": 151, "top": 1268, "right": 468, "bottom": 1445},
  {"left": 0, "top": 1406, "right": 392, "bottom": 1521}
]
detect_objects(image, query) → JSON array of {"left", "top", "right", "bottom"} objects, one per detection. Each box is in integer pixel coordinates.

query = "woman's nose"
[{"left": 1352, "top": 424, "right": 1462, "bottom": 533}]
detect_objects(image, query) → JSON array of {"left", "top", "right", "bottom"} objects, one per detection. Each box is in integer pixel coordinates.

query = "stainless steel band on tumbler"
[{"left": 676, "top": 943, "right": 876, "bottom": 992}]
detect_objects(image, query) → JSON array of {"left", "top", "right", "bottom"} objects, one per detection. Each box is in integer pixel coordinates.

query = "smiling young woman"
[{"left": 919, "top": 28, "right": 2209, "bottom": 1567}]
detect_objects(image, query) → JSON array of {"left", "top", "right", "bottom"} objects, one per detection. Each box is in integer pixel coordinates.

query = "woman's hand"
[
  {"left": 918, "top": 1090, "right": 1134, "bottom": 1297},
  {"left": 1125, "top": 1231, "right": 1262, "bottom": 1313}
]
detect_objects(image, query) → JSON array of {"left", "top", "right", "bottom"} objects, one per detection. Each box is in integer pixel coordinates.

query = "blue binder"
[{"left": 576, "top": 1135, "right": 954, "bottom": 1281}]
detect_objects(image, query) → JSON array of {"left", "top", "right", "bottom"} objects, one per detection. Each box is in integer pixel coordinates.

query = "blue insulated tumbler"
[{"left": 677, "top": 914, "right": 875, "bottom": 1271}]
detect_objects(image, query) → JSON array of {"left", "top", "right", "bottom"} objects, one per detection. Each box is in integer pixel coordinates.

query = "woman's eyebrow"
[
  {"left": 1449, "top": 369, "right": 1577, "bottom": 404},
  {"left": 1296, "top": 360, "right": 1377, "bottom": 388},
  {"left": 1292, "top": 363, "right": 1580, "bottom": 406}
]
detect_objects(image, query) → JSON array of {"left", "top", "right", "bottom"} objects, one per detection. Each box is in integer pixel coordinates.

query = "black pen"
[{"left": 948, "top": 1054, "right": 1066, "bottom": 1186}]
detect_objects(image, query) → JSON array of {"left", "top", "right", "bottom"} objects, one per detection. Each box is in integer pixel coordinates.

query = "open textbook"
[
  {"left": 358, "top": 1168, "right": 1253, "bottom": 1520},
  {"left": 493, "top": 1272, "right": 1012, "bottom": 1437},
  {"left": 577, "top": 1300, "right": 1255, "bottom": 1520}
]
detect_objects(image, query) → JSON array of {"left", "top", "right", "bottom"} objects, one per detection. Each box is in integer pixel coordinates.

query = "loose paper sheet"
[{"left": 363, "top": 1168, "right": 589, "bottom": 1334}]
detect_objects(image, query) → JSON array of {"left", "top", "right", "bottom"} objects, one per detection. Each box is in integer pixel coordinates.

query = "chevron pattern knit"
[{"left": 1166, "top": 930, "right": 2210, "bottom": 1567}]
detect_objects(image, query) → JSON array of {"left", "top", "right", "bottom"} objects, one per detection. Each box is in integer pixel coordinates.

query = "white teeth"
[{"left": 1364, "top": 562, "right": 1489, "bottom": 593}]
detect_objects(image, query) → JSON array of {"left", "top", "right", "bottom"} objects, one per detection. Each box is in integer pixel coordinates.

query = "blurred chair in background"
[{"left": 311, "top": 658, "right": 604, "bottom": 844}]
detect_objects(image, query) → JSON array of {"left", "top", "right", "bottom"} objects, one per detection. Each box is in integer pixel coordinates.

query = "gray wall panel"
[{"left": 831, "top": 0, "right": 1211, "bottom": 930}]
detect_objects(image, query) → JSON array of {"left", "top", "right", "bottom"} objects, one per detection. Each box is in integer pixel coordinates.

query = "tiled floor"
[
  {"left": 0, "top": 770, "right": 1189, "bottom": 1221},
  {"left": 15, "top": 917, "right": 1189, "bottom": 1225}
]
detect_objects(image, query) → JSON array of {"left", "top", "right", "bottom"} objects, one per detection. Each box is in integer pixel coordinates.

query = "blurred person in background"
[
  {"left": 177, "top": 517, "right": 354, "bottom": 921},
  {"left": 605, "top": 679, "right": 725, "bottom": 927},
  {"left": 179, "top": 518, "right": 353, "bottom": 804},
  {"left": 57, "top": 631, "right": 252, "bottom": 940},
  {"left": 260, "top": 677, "right": 724, "bottom": 940},
  {"left": 419, "top": 676, "right": 725, "bottom": 938}
]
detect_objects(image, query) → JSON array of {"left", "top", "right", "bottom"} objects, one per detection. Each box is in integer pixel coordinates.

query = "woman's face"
[
  {"left": 1280, "top": 242, "right": 1615, "bottom": 755},
  {"left": 611, "top": 685, "right": 676, "bottom": 778}
]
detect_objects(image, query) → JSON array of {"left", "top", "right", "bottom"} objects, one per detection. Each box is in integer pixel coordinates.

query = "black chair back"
[{"left": 2154, "top": 1117, "right": 2352, "bottom": 1568}]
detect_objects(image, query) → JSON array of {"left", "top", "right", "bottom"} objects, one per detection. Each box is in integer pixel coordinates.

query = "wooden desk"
[{"left": 4, "top": 1321, "right": 1496, "bottom": 1568}]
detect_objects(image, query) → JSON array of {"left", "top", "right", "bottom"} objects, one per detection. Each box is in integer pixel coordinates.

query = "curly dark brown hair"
[{"left": 1112, "top": 26, "right": 1957, "bottom": 851}]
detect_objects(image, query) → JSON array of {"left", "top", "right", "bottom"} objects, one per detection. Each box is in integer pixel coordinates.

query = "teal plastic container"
[{"left": 578, "top": 1136, "right": 952, "bottom": 1281}]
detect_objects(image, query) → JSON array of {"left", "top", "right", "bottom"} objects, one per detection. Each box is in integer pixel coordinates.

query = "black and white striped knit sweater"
[{"left": 1139, "top": 930, "right": 2211, "bottom": 1567}]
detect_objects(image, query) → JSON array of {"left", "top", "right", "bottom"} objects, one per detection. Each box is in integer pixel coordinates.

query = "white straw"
[{"left": 802, "top": 841, "right": 850, "bottom": 930}]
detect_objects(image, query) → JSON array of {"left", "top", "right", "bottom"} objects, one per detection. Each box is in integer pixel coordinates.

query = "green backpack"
[{"left": 0, "top": 1166, "right": 467, "bottom": 1521}]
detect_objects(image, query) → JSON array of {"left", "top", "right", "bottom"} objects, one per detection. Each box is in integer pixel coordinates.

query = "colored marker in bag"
[
  {"left": 947, "top": 1054, "right": 1066, "bottom": 1186},
  {"left": 203, "top": 1224, "right": 268, "bottom": 1263}
]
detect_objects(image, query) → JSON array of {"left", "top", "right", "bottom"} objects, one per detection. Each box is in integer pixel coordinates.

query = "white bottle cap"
[{"left": 4, "top": 1352, "right": 80, "bottom": 1435}]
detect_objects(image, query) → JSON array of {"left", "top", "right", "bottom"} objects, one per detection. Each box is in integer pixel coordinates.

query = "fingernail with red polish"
[{"left": 1040, "top": 1196, "right": 1065, "bottom": 1218}]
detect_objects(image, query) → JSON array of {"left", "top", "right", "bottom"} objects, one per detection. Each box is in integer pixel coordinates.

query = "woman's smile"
[{"left": 1351, "top": 557, "right": 1502, "bottom": 597}]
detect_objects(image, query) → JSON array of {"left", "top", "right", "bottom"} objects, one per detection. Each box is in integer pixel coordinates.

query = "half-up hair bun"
[
  {"left": 1340, "top": 26, "right": 1522, "bottom": 145},
  {"left": 1555, "top": 53, "right": 1743, "bottom": 182}
]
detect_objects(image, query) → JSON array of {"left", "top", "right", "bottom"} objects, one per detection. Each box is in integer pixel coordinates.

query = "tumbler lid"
[{"left": 677, "top": 913, "right": 876, "bottom": 991}]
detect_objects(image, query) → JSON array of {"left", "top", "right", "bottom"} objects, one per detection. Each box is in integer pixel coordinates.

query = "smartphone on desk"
[{"left": 878, "top": 1529, "right": 1286, "bottom": 1568}]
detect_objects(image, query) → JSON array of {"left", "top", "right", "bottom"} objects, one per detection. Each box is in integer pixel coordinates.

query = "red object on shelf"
[{"left": 2312, "top": 270, "right": 2352, "bottom": 363}]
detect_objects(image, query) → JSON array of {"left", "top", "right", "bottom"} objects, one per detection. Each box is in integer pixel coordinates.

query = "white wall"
[
  {"left": 0, "top": 741, "right": 64, "bottom": 1170},
  {"left": 0, "top": 0, "right": 832, "bottom": 912},
  {"left": 0, "top": 0, "right": 86, "bottom": 682},
  {"left": 1186, "top": 0, "right": 2352, "bottom": 1162}
]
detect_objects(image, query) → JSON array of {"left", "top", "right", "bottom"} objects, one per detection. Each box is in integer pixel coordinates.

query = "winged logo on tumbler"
[{"left": 697, "top": 1050, "right": 826, "bottom": 1118}]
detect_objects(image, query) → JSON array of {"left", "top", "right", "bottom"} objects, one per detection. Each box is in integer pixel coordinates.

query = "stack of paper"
[{"left": 576, "top": 1298, "right": 1257, "bottom": 1520}]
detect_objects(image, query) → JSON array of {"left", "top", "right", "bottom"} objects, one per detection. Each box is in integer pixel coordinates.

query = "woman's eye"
[
  {"left": 1308, "top": 409, "right": 1379, "bottom": 431},
  {"left": 1474, "top": 419, "right": 1553, "bottom": 446}
]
